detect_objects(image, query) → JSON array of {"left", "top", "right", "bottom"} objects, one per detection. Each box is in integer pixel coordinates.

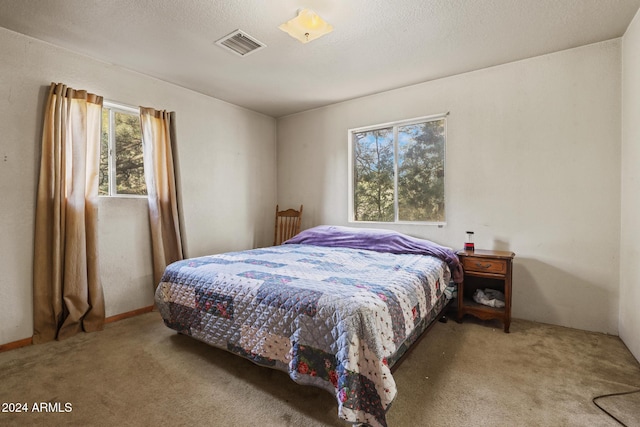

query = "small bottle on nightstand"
[{"left": 464, "top": 231, "right": 475, "bottom": 251}]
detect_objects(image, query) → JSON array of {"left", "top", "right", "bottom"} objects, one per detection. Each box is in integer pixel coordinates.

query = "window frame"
[
  {"left": 347, "top": 113, "right": 448, "bottom": 226},
  {"left": 100, "top": 100, "right": 147, "bottom": 198}
]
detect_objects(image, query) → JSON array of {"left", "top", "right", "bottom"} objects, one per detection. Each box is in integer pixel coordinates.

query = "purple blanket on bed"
[{"left": 284, "top": 225, "right": 463, "bottom": 283}]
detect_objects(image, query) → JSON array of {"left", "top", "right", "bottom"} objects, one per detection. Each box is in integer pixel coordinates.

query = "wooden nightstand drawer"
[{"left": 461, "top": 257, "right": 507, "bottom": 275}]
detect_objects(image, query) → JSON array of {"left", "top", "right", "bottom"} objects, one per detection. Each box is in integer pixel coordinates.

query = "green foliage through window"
[
  {"left": 351, "top": 116, "right": 446, "bottom": 223},
  {"left": 99, "top": 104, "right": 147, "bottom": 196}
]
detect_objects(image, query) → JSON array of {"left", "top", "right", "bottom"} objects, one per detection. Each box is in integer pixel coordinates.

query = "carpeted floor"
[{"left": 1, "top": 312, "right": 639, "bottom": 427}]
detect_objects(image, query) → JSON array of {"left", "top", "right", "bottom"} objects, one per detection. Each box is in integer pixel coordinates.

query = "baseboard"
[
  {"left": 0, "top": 337, "right": 33, "bottom": 353},
  {"left": 105, "top": 305, "right": 155, "bottom": 324},
  {"left": 0, "top": 305, "right": 156, "bottom": 353}
]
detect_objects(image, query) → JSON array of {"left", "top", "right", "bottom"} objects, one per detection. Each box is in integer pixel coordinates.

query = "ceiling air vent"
[{"left": 216, "top": 30, "right": 265, "bottom": 57}]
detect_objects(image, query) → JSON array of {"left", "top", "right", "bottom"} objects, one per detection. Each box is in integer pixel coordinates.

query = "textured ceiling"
[{"left": 0, "top": 0, "right": 639, "bottom": 117}]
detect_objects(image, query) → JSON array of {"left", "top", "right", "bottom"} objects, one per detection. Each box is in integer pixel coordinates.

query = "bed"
[{"left": 155, "top": 225, "right": 462, "bottom": 427}]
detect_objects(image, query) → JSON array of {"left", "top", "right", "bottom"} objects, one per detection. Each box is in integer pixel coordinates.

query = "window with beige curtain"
[
  {"left": 139, "top": 107, "right": 184, "bottom": 289},
  {"left": 33, "top": 82, "right": 105, "bottom": 343}
]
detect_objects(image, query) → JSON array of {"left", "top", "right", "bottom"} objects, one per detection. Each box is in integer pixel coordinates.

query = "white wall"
[
  {"left": 0, "top": 27, "right": 276, "bottom": 345},
  {"left": 620, "top": 10, "right": 640, "bottom": 361},
  {"left": 277, "top": 40, "right": 622, "bottom": 334}
]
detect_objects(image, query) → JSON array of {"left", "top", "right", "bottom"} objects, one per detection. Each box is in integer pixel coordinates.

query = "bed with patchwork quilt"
[{"left": 155, "top": 225, "right": 462, "bottom": 427}]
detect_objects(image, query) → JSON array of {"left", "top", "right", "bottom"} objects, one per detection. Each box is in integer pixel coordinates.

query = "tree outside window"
[
  {"left": 350, "top": 115, "right": 446, "bottom": 223},
  {"left": 99, "top": 103, "right": 147, "bottom": 196}
]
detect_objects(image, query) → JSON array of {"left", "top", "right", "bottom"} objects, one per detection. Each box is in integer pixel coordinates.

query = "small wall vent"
[{"left": 216, "top": 30, "right": 265, "bottom": 57}]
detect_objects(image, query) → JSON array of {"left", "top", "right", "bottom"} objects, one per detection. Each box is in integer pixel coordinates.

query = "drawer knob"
[{"left": 475, "top": 262, "right": 492, "bottom": 269}]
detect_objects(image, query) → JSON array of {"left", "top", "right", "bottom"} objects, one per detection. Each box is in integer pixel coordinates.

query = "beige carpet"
[{"left": 1, "top": 312, "right": 639, "bottom": 427}]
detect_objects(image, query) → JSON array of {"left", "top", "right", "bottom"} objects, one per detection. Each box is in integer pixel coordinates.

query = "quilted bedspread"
[{"left": 156, "top": 243, "right": 451, "bottom": 427}]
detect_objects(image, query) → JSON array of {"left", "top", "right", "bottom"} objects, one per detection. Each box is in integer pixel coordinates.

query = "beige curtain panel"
[
  {"left": 140, "top": 107, "right": 184, "bottom": 289},
  {"left": 33, "top": 82, "right": 105, "bottom": 344}
]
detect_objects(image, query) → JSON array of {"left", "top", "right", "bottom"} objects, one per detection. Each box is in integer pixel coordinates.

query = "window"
[
  {"left": 348, "top": 114, "right": 446, "bottom": 224},
  {"left": 99, "top": 101, "right": 147, "bottom": 196}
]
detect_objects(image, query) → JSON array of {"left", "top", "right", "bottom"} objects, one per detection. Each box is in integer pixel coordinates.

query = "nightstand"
[{"left": 456, "top": 249, "right": 515, "bottom": 333}]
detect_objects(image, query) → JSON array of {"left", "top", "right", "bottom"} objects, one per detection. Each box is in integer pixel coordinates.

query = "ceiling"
[{"left": 0, "top": 0, "right": 639, "bottom": 118}]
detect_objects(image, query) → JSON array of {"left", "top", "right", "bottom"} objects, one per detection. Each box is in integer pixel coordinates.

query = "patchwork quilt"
[{"left": 156, "top": 243, "right": 451, "bottom": 427}]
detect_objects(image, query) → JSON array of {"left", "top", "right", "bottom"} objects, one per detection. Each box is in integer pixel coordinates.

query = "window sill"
[
  {"left": 99, "top": 195, "right": 148, "bottom": 199},
  {"left": 348, "top": 219, "right": 446, "bottom": 227}
]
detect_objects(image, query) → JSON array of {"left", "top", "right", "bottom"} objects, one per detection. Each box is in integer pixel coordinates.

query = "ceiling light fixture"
[{"left": 279, "top": 9, "right": 333, "bottom": 44}]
